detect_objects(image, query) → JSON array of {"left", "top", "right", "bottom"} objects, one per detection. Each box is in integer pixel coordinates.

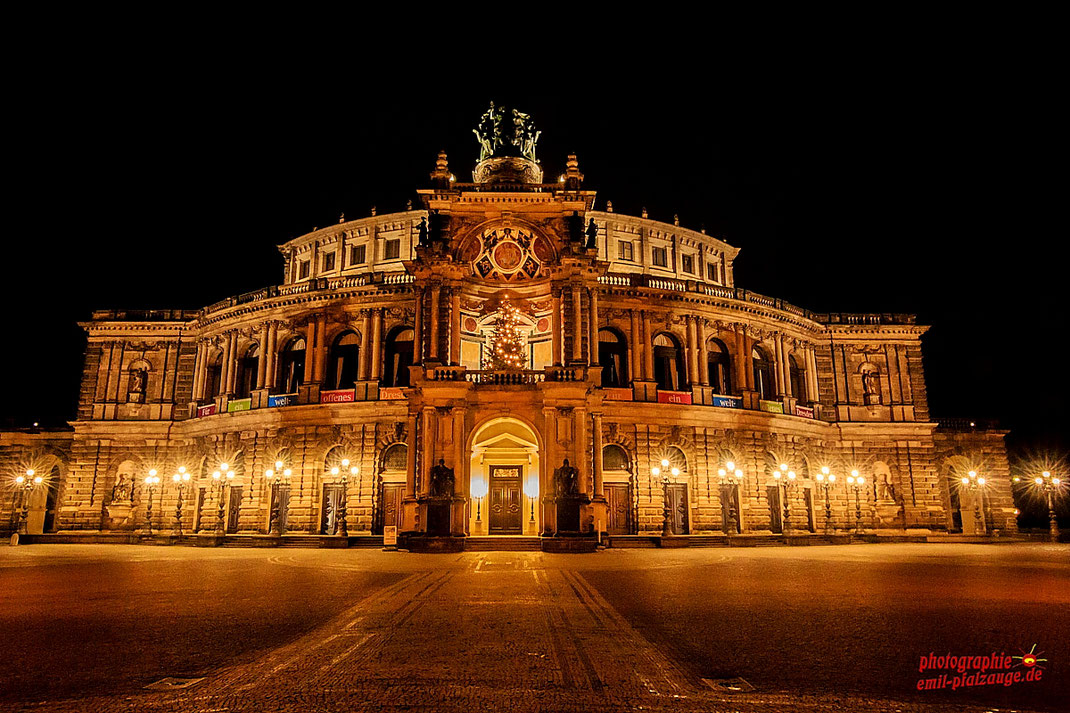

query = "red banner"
[
  {"left": 795, "top": 405, "right": 815, "bottom": 419},
  {"left": 657, "top": 391, "right": 692, "bottom": 405},
  {"left": 320, "top": 389, "right": 355, "bottom": 404},
  {"left": 603, "top": 388, "right": 633, "bottom": 401},
  {"left": 379, "top": 387, "right": 405, "bottom": 400},
  {"left": 196, "top": 404, "right": 217, "bottom": 418}
]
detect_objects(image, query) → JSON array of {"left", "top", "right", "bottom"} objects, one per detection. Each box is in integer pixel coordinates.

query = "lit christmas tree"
[{"left": 483, "top": 301, "right": 528, "bottom": 370}]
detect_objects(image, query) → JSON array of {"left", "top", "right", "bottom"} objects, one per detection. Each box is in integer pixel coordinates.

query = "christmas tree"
[{"left": 483, "top": 301, "right": 527, "bottom": 370}]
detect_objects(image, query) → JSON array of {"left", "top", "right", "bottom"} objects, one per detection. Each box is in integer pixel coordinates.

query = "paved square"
[{"left": 1, "top": 543, "right": 1065, "bottom": 712}]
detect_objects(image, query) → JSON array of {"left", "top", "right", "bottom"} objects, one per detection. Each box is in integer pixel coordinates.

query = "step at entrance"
[{"left": 465, "top": 536, "right": 542, "bottom": 552}]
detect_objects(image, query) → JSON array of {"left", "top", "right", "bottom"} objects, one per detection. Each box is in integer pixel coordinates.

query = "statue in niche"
[
  {"left": 429, "top": 459, "right": 455, "bottom": 498},
  {"left": 417, "top": 217, "right": 429, "bottom": 247},
  {"left": 127, "top": 368, "right": 147, "bottom": 403},
  {"left": 111, "top": 474, "right": 132, "bottom": 503},
  {"left": 554, "top": 458, "right": 580, "bottom": 498},
  {"left": 861, "top": 367, "right": 882, "bottom": 405},
  {"left": 585, "top": 218, "right": 598, "bottom": 249}
]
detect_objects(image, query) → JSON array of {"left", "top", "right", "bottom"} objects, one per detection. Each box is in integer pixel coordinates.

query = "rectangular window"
[
  {"left": 384, "top": 239, "right": 401, "bottom": 260},
  {"left": 322, "top": 252, "right": 336, "bottom": 272},
  {"left": 298, "top": 260, "right": 310, "bottom": 279},
  {"left": 652, "top": 246, "right": 668, "bottom": 267},
  {"left": 350, "top": 244, "right": 366, "bottom": 265},
  {"left": 707, "top": 262, "right": 720, "bottom": 282},
  {"left": 681, "top": 254, "right": 694, "bottom": 274},
  {"left": 617, "top": 240, "right": 634, "bottom": 261}
]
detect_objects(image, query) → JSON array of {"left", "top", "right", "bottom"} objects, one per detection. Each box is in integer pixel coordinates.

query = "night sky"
[{"left": 4, "top": 75, "right": 1064, "bottom": 460}]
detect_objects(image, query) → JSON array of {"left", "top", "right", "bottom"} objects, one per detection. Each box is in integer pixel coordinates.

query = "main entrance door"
[{"left": 488, "top": 465, "right": 523, "bottom": 534}]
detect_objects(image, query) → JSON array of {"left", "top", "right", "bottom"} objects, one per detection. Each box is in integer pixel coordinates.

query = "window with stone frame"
[
  {"left": 617, "top": 240, "right": 634, "bottom": 261},
  {"left": 384, "top": 239, "right": 401, "bottom": 260},
  {"left": 322, "top": 252, "right": 336, "bottom": 273},
  {"left": 298, "top": 260, "right": 310, "bottom": 279},
  {"left": 681, "top": 254, "right": 694, "bottom": 274},
  {"left": 350, "top": 244, "right": 367, "bottom": 265},
  {"left": 652, "top": 246, "right": 668, "bottom": 268},
  {"left": 707, "top": 262, "right": 720, "bottom": 283}
]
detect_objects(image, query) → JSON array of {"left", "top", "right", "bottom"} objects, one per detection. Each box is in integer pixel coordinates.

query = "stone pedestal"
[{"left": 553, "top": 494, "right": 590, "bottom": 534}]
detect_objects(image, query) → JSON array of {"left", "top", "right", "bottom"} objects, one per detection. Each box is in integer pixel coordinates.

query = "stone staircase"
[{"left": 465, "top": 536, "right": 542, "bottom": 551}]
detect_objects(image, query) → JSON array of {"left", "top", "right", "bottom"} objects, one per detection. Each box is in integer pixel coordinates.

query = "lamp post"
[
  {"left": 846, "top": 469, "right": 866, "bottom": 535},
  {"left": 143, "top": 469, "right": 161, "bottom": 536},
  {"left": 772, "top": 462, "right": 797, "bottom": 534},
  {"left": 14, "top": 469, "right": 44, "bottom": 536},
  {"left": 959, "top": 469, "right": 987, "bottom": 535},
  {"left": 470, "top": 474, "right": 488, "bottom": 525},
  {"left": 654, "top": 459, "right": 680, "bottom": 537},
  {"left": 523, "top": 473, "right": 539, "bottom": 523},
  {"left": 339, "top": 459, "right": 356, "bottom": 537},
  {"left": 212, "top": 462, "right": 235, "bottom": 535},
  {"left": 814, "top": 466, "right": 836, "bottom": 534},
  {"left": 1033, "top": 470, "right": 1064, "bottom": 542},
  {"left": 266, "top": 462, "right": 292, "bottom": 536},
  {"left": 171, "top": 466, "right": 191, "bottom": 537},
  {"left": 717, "top": 461, "right": 743, "bottom": 535}
]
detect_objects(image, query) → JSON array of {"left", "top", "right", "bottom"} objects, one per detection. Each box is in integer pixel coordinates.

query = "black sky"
[{"left": 4, "top": 57, "right": 1065, "bottom": 458}]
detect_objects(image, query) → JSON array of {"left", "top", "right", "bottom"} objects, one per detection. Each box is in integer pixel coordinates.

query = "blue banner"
[
  {"left": 711, "top": 395, "right": 742, "bottom": 409},
  {"left": 268, "top": 393, "right": 297, "bottom": 408}
]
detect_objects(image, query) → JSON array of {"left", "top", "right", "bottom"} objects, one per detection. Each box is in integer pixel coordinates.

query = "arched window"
[
  {"left": 382, "top": 443, "right": 408, "bottom": 471},
  {"left": 706, "top": 338, "right": 732, "bottom": 395},
  {"left": 653, "top": 333, "right": 685, "bottom": 391},
  {"left": 236, "top": 344, "right": 259, "bottom": 398},
  {"left": 603, "top": 444, "right": 630, "bottom": 471},
  {"left": 752, "top": 346, "right": 775, "bottom": 401},
  {"left": 383, "top": 327, "right": 414, "bottom": 388},
  {"left": 598, "top": 328, "right": 629, "bottom": 388},
  {"left": 327, "top": 331, "right": 361, "bottom": 391},
  {"left": 663, "top": 445, "right": 688, "bottom": 474},
  {"left": 278, "top": 337, "right": 306, "bottom": 394},
  {"left": 789, "top": 353, "right": 806, "bottom": 403},
  {"left": 204, "top": 350, "right": 223, "bottom": 399}
]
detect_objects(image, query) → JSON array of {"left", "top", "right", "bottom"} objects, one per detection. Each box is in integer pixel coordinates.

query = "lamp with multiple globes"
[
  {"left": 814, "top": 466, "right": 837, "bottom": 533},
  {"left": 143, "top": 469, "right": 161, "bottom": 536},
  {"left": 772, "top": 463, "right": 797, "bottom": 534},
  {"left": 845, "top": 469, "right": 866, "bottom": 534},
  {"left": 211, "top": 462, "right": 236, "bottom": 535},
  {"left": 265, "top": 461, "right": 293, "bottom": 536},
  {"left": 716, "top": 461, "right": 744, "bottom": 534},
  {"left": 1032, "top": 470, "right": 1065, "bottom": 542},
  {"left": 171, "top": 466, "right": 191, "bottom": 537},
  {"left": 14, "top": 468, "right": 45, "bottom": 536},
  {"left": 959, "top": 469, "right": 987, "bottom": 534}
]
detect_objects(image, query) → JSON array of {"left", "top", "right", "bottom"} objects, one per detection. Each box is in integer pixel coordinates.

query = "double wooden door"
[
  {"left": 666, "top": 483, "right": 689, "bottom": 535},
  {"left": 488, "top": 465, "right": 523, "bottom": 534},
  {"left": 605, "top": 483, "right": 632, "bottom": 535}
]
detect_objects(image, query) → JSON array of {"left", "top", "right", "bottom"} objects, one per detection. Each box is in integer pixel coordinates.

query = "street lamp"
[
  {"left": 265, "top": 463, "right": 292, "bottom": 536},
  {"left": 1033, "top": 470, "right": 1065, "bottom": 542},
  {"left": 845, "top": 469, "right": 866, "bottom": 534},
  {"left": 470, "top": 474, "right": 488, "bottom": 522},
  {"left": 959, "top": 469, "right": 987, "bottom": 535},
  {"left": 772, "top": 463, "right": 797, "bottom": 534},
  {"left": 14, "top": 469, "right": 44, "bottom": 535},
  {"left": 211, "top": 462, "right": 235, "bottom": 535},
  {"left": 143, "top": 469, "right": 161, "bottom": 536},
  {"left": 716, "top": 461, "right": 744, "bottom": 534},
  {"left": 814, "top": 466, "right": 836, "bottom": 534},
  {"left": 171, "top": 466, "right": 191, "bottom": 537},
  {"left": 523, "top": 472, "right": 539, "bottom": 522},
  {"left": 338, "top": 458, "right": 356, "bottom": 537}
]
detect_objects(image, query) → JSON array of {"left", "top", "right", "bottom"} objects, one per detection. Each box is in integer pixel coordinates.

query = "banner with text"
[
  {"left": 657, "top": 391, "right": 692, "bottom": 405},
  {"left": 759, "top": 399, "right": 785, "bottom": 414},
  {"left": 603, "top": 388, "right": 634, "bottom": 401},
  {"left": 379, "top": 387, "right": 405, "bottom": 400},
  {"left": 321, "top": 389, "right": 356, "bottom": 404},
  {"left": 227, "top": 398, "right": 252, "bottom": 413},
  {"left": 711, "top": 395, "right": 742, "bottom": 409},
  {"left": 268, "top": 393, "right": 297, "bottom": 408},
  {"left": 795, "top": 405, "right": 815, "bottom": 419},
  {"left": 196, "top": 404, "right": 217, "bottom": 418}
]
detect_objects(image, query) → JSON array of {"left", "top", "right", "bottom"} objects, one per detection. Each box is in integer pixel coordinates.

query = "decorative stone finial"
[
  {"left": 642, "top": 207, "right": 648, "bottom": 219},
  {"left": 674, "top": 214, "right": 680, "bottom": 226},
  {"left": 563, "top": 153, "right": 584, "bottom": 190},
  {"left": 339, "top": 213, "right": 345, "bottom": 224},
  {"left": 431, "top": 150, "right": 452, "bottom": 188},
  {"left": 370, "top": 206, "right": 377, "bottom": 216},
  {"left": 606, "top": 200, "right": 614, "bottom": 213},
  {"left": 406, "top": 199, "right": 413, "bottom": 210},
  {"left": 700, "top": 224, "right": 706, "bottom": 234}
]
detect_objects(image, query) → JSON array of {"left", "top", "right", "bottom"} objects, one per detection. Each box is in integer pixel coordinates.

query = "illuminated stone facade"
[{"left": 1, "top": 141, "right": 1017, "bottom": 544}]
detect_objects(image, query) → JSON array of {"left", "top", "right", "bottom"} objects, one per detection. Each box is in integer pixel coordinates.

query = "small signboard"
[
  {"left": 657, "top": 390, "right": 692, "bottom": 405},
  {"left": 795, "top": 405, "right": 815, "bottom": 419},
  {"left": 383, "top": 525, "right": 398, "bottom": 547},
  {"left": 268, "top": 393, "right": 297, "bottom": 408},
  {"left": 711, "top": 394, "right": 742, "bottom": 409},
  {"left": 759, "top": 399, "right": 785, "bottom": 414},
  {"left": 320, "top": 389, "right": 356, "bottom": 404},
  {"left": 603, "top": 388, "right": 633, "bottom": 401},
  {"left": 227, "top": 398, "right": 252, "bottom": 413},
  {"left": 379, "top": 387, "right": 405, "bottom": 400},
  {"left": 196, "top": 404, "right": 217, "bottom": 418}
]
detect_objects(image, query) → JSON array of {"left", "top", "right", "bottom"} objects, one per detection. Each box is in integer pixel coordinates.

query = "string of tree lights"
[{"left": 482, "top": 301, "right": 528, "bottom": 371}]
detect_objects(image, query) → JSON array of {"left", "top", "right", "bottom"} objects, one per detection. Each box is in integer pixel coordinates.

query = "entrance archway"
[{"left": 469, "top": 418, "right": 541, "bottom": 536}]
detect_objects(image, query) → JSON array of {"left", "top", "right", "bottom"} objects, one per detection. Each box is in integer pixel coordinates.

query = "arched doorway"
[
  {"left": 383, "top": 327, "right": 414, "bottom": 387},
  {"left": 598, "top": 328, "right": 629, "bottom": 387},
  {"left": 278, "top": 337, "right": 306, "bottom": 394},
  {"left": 653, "top": 333, "right": 685, "bottom": 391},
  {"left": 375, "top": 442, "right": 407, "bottom": 534},
  {"left": 470, "top": 418, "right": 541, "bottom": 536},
  {"left": 327, "top": 330, "right": 361, "bottom": 391},
  {"left": 752, "top": 346, "right": 776, "bottom": 401}
]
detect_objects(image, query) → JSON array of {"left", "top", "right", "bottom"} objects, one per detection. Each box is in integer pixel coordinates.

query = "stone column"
[
  {"left": 192, "top": 340, "right": 206, "bottom": 400},
  {"left": 774, "top": 333, "right": 786, "bottom": 396},
  {"left": 371, "top": 309, "right": 383, "bottom": 380},
  {"left": 405, "top": 413, "right": 418, "bottom": 498},
  {"left": 256, "top": 325, "right": 269, "bottom": 389},
  {"left": 697, "top": 319, "right": 709, "bottom": 386},
  {"left": 451, "top": 407, "right": 466, "bottom": 535},
  {"left": 359, "top": 310, "right": 372, "bottom": 380},
  {"left": 420, "top": 407, "right": 436, "bottom": 497},
  {"left": 225, "top": 331, "right": 239, "bottom": 394},
  {"left": 265, "top": 322, "right": 278, "bottom": 389},
  {"left": 412, "top": 287, "right": 424, "bottom": 365},
  {"left": 685, "top": 315, "right": 696, "bottom": 387},
  {"left": 449, "top": 287, "right": 461, "bottom": 365},
  {"left": 574, "top": 407, "right": 589, "bottom": 496},
  {"left": 628, "top": 309, "right": 639, "bottom": 383},
  {"left": 303, "top": 319, "right": 316, "bottom": 385},
  {"left": 551, "top": 289, "right": 563, "bottom": 366},
  {"left": 429, "top": 284, "right": 440, "bottom": 361},
  {"left": 592, "top": 413, "right": 604, "bottom": 498},
  {"left": 571, "top": 284, "right": 583, "bottom": 363},
  {"left": 313, "top": 313, "right": 327, "bottom": 384},
  {"left": 642, "top": 312, "right": 654, "bottom": 380},
  {"left": 588, "top": 287, "right": 599, "bottom": 365},
  {"left": 806, "top": 346, "right": 819, "bottom": 403},
  {"left": 542, "top": 407, "right": 557, "bottom": 533}
]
